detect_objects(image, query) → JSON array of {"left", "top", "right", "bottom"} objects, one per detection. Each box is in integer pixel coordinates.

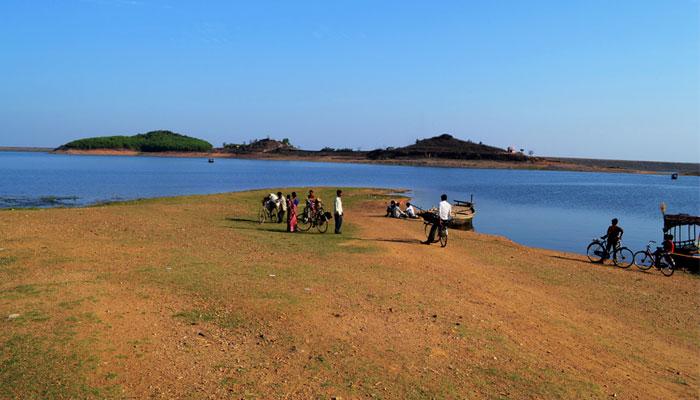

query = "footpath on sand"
[{"left": 0, "top": 188, "right": 697, "bottom": 399}]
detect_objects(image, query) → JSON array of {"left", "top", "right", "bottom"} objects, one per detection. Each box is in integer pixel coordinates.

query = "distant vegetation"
[
  {"left": 60, "top": 130, "right": 213, "bottom": 152},
  {"left": 368, "top": 134, "right": 529, "bottom": 162},
  {"left": 222, "top": 138, "right": 294, "bottom": 154}
]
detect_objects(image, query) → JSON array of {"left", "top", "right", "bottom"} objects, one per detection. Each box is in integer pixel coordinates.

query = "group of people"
[
  {"left": 385, "top": 194, "right": 454, "bottom": 246},
  {"left": 385, "top": 200, "right": 418, "bottom": 219},
  {"left": 262, "top": 189, "right": 344, "bottom": 234}
]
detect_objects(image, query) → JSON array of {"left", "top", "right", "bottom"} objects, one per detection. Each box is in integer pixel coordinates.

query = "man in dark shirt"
[{"left": 602, "top": 218, "right": 624, "bottom": 260}]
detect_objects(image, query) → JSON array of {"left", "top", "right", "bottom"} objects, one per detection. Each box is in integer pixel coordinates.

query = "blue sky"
[{"left": 0, "top": 1, "right": 698, "bottom": 162}]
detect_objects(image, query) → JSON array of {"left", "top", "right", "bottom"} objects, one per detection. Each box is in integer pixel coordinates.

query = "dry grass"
[{"left": 0, "top": 188, "right": 698, "bottom": 399}]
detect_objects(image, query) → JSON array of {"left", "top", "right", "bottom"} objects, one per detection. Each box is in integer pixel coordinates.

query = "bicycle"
[
  {"left": 586, "top": 238, "right": 634, "bottom": 268},
  {"left": 424, "top": 214, "right": 448, "bottom": 247},
  {"left": 633, "top": 241, "right": 676, "bottom": 276},
  {"left": 298, "top": 205, "right": 330, "bottom": 233},
  {"left": 258, "top": 204, "right": 279, "bottom": 224}
]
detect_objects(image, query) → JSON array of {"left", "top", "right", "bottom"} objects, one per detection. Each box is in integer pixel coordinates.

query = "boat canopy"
[
  {"left": 663, "top": 213, "right": 700, "bottom": 253},
  {"left": 663, "top": 214, "right": 700, "bottom": 231}
]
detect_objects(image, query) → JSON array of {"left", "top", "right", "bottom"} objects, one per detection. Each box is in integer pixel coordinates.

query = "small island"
[{"left": 58, "top": 130, "right": 213, "bottom": 153}]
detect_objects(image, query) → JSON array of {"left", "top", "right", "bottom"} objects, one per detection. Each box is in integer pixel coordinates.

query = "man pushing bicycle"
[{"left": 422, "top": 194, "right": 452, "bottom": 245}]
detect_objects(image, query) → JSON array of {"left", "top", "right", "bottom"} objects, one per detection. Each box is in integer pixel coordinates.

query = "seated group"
[{"left": 385, "top": 200, "right": 419, "bottom": 219}]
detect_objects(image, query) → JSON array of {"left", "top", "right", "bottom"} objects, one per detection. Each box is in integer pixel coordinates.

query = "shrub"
[{"left": 60, "top": 130, "right": 213, "bottom": 152}]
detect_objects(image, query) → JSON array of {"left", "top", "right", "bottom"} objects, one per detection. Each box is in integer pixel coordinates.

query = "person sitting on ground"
[
  {"left": 422, "top": 194, "right": 452, "bottom": 245},
  {"left": 385, "top": 200, "right": 396, "bottom": 217},
  {"left": 276, "top": 191, "right": 286, "bottom": 223},
  {"left": 392, "top": 201, "right": 406, "bottom": 218},
  {"left": 601, "top": 218, "right": 624, "bottom": 261},
  {"left": 405, "top": 202, "right": 418, "bottom": 219}
]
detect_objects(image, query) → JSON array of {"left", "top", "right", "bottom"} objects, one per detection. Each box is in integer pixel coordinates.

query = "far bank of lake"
[{"left": 45, "top": 148, "right": 700, "bottom": 176}]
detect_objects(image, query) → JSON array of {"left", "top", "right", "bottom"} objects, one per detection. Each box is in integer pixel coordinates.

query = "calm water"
[{"left": 1, "top": 151, "right": 698, "bottom": 254}]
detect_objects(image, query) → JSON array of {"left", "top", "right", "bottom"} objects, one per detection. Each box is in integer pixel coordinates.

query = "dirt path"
[{"left": 1, "top": 189, "right": 698, "bottom": 399}]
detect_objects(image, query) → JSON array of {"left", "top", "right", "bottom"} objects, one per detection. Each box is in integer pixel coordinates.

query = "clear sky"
[{"left": 0, "top": 1, "right": 698, "bottom": 162}]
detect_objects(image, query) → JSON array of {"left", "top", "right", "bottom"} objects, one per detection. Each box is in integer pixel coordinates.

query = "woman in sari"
[{"left": 288, "top": 192, "right": 298, "bottom": 232}]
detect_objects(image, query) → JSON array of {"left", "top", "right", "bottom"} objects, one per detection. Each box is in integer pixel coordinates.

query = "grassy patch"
[
  {"left": 58, "top": 299, "right": 84, "bottom": 310},
  {"left": 1, "top": 284, "right": 42, "bottom": 299},
  {"left": 0, "top": 256, "right": 17, "bottom": 266},
  {"left": 173, "top": 309, "right": 243, "bottom": 329},
  {"left": 0, "top": 334, "right": 110, "bottom": 399}
]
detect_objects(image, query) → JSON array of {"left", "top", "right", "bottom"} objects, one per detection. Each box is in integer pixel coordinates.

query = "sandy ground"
[{"left": 0, "top": 188, "right": 698, "bottom": 399}]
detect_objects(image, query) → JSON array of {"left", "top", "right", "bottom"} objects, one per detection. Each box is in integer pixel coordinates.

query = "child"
[
  {"left": 601, "top": 218, "right": 624, "bottom": 260},
  {"left": 655, "top": 234, "right": 675, "bottom": 267}
]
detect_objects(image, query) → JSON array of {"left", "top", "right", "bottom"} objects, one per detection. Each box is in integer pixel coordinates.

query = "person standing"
[
  {"left": 276, "top": 191, "right": 286, "bottom": 223},
  {"left": 601, "top": 218, "right": 624, "bottom": 261},
  {"left": 289, "top": 192, "right": 299, "bottom": 232},
  {"left": 422, "top": 194, "right": 452, "bottom": 245},
  {"left": 286, "top": 194, "right": 293, "bottom": 232},
  {"left": 334, "top": 189, "right": 344, "bottom": 234}
]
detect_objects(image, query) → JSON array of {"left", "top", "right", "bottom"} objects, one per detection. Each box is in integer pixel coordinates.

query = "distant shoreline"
[
  {"left": 0, "top": 146, "right": 54, "bottom": 152},
  {"left": 42, "top": 148, "right": 699, "bottom": 176},
  {"left": 1, "top": 147, "right": 696, "bottom": 176}
]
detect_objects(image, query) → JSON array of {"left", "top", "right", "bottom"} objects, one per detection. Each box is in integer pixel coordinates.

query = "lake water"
[{"left": 1, "top": 151, "right": 698, "bottom": 255}]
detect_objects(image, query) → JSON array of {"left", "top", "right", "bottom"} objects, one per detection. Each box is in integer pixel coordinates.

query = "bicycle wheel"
[
  {"left": 439, "top": 228, "right": 448, "bottom": 247},
  {"left": 317, "top": 216, "right": 328, "bottom": 233},
  {"left": 613, "top": 247, "right": 634, "bottom": 268},
  {"left": 424, "top": 222, "right": 430, "bottom": 237},
  {"left": 270, "top": 211, "right": 278, "bottom": 223},
  {"left": 586, "top": 242, "right": 605, "bottom": 263},
  {"left": 258, "top": 208, "right": 266, "bottom": 224},
  {"left": 298, "top": 214, "right": 312, "bottom": 232},
  {"left": 659, "top": 256, "right": 675, "bottom": 277},
  {"left": 634, "top": 251, "right": 654, "bottom": 270}
]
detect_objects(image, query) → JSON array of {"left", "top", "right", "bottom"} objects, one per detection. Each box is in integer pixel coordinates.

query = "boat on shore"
[
  {"left": 421, "top": 196, "right": 476, "bottom": 230},
  {"left": 449, "top": 198, "right": 476, "bottom": 229},
  {"left": 663, "top": 213, "right": 699, "bottom": 272}
]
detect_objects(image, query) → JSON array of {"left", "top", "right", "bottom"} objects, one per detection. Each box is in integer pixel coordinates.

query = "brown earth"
[{"left": 0, "top": 188, "right": 698, "bottom": 399}]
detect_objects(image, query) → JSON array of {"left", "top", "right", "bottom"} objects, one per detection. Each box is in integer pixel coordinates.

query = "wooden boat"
[
  {"left": 421, "top": 196, "right": 476, "bottom": 230},
  {"left": 663, "top": 213, "right": 699, "bottom": 272},
  {"left": 450, "top": 198, "right": 476, "bottom": 228}
]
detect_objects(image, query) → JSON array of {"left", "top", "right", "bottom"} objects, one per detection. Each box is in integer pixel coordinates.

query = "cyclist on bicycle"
[
  {"left": 601, "top": 218, "right": 624, "bottom": 260},
  {"left": 422, "top": 194, "right": 451, "bottom": 245},
  {"left": 654, "top": 234, "right": 675, "bottom": 266},
  {"left": 306, "top": 190, "right": 316, "bottom": 219}
]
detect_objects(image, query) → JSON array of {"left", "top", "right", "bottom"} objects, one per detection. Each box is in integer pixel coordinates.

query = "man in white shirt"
[
  {"left": 334, "top": 189, "right": 344, "bottom": 234},
  {"left": 422, "top": 194, "right": 452, "bottom": 245},
  {"left": 405, "top": 202, "right": 417, "bottom": 219},
  {"left": 276, "top": 191, "right": 286, "bottom": 223}
]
